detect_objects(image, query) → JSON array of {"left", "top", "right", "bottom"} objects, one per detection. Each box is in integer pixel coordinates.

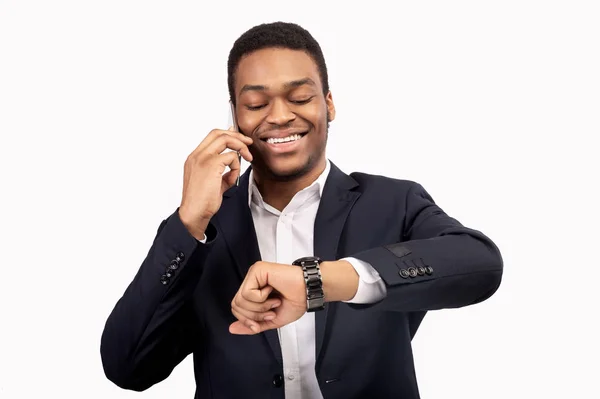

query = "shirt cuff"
[
  {"left": 197, "top": 234, "right": 207, "bottom": 244},
  {"left": 341, "top": 257, "right": 387, "bottom": 304}
]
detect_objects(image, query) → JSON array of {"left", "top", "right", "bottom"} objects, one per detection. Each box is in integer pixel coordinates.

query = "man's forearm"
[{"left": 320, "top": 260, "right": 359, "bottom": 302}]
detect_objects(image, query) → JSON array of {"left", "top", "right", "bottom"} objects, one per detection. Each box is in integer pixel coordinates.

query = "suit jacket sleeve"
[
  {"left": 100, "top": 208, "right": 217, "bottom": 391},
  {"left": 348, "top": 182, "right": 503, "bottom": 312}
]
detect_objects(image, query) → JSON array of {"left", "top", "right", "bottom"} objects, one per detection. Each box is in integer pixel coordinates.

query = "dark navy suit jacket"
[{"left": 100, "top": 161, "right": 503, "bottom": 398}]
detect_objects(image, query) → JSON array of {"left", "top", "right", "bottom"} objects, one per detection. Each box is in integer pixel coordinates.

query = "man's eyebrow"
[
  {"left": 239, "top": 78, "right": 316, "bottom": 94},
  {"left": 240, "top": 84, "right": 267, "bottom": 94},
  {"left": 284, "top": 78, "right": 316, "bottom": 89}
]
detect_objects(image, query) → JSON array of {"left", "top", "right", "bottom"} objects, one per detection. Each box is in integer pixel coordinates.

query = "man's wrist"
[
  {"left": 293, "top": 257, "right": 325, "bottom": 311},
  {"left": 320, "top": 260, "right": 359, "bottom": 302},
  {"left": 178, "top": 209, "right": 210, "bottom": 241}
]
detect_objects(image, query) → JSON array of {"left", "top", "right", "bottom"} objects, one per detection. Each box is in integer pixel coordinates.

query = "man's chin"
[
  {"left": 266, "top": 165, "right": 310, "bottom": 182},
  {"left": 258, "top": 158, "right": 314, "bottom": 182}
]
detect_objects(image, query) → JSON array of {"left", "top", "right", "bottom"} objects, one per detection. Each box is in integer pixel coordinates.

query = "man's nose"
[{"left": 266, "top": 98, "right": 296, "bottom": 126}]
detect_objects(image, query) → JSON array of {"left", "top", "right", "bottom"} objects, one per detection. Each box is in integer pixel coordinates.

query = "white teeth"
[{"left": 266, "top": 134, "right": 303, "bottom": 144}]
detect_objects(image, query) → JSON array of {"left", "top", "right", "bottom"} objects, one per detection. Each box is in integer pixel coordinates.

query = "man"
[{"left": 100, "top": 21, "right": 503, "bottom": 399}]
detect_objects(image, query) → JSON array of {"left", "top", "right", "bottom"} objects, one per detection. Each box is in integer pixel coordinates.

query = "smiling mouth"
[{"left": 261, "top": 132, "right": 308, "bottom": 145}]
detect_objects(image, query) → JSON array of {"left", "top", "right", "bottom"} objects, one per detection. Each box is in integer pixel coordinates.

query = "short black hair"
[{"left": 227, "top": 22, "right": 329, "bottom": 106}]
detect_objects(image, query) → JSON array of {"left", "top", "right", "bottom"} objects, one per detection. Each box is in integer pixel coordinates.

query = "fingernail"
[
  {"left": 264, "top": 315, "right": 275, "bottom": 321},
  {"left": 271, "top": 302, "right": 280, "bottom": 309}
]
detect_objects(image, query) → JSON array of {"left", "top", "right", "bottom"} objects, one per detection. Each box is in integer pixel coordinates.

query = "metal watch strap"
[{"left": 292, "top": 256, "right": 325, "bottom": 312}]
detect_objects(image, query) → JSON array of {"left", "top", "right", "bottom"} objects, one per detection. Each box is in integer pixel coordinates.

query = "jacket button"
[
  {"left": 408, "top": 267, "right": 418, "bottom": 277},
  {"left": 425, "top": 266, "right": 433, "bottom": 275},
  {"left": 272, "top": 374, "right": 283, "bottom": 388},
  {"left": 417, "top": 266, "right": 426, "bottom": 276},
  {"left": 160, "top": 275, "right": 169, "bottom": 285},
  {"left": 169, "top": 260, "right": 180, "bottom": 270},
  {"left": 176, "top": 251, "right": 185, "bottom": 261},
  {"left": 398, "top": 269, "right": 410, "bottom": 279}
]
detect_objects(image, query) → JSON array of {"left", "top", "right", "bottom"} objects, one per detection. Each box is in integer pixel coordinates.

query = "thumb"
[
  {"left": 222, "top": 170, "right": 238, "bottom": 188},
  {"left": 259, "top": 285, "right": 274, "bottom": 300},
  {"left": 246, "top": 265, "right": 274, "bottom": 302},
  {"left": 247, "top": 280, "right": 273, "bottom": 303}
]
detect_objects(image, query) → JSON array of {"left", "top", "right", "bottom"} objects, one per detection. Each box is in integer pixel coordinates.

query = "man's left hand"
[{"left": 229, "top": 261, "right": 307, "bottom": 335}]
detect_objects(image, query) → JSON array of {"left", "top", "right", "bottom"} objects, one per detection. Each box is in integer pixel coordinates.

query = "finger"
[
  {"left": 216, "top": 135, "right": 254, "bottom": 162},
  {"left": 229, "top": 315, "right": 277, "bottom": 336},
  {"left": 229, "top": 320, "right": 255, "bottom": 335},
  {"left": 227, "top": 126, "right": 245, "bottom": 181},
  {"left": 218, "top": 155, "right": 242, "bottom": 192},
  {"left": 217, "top": 152, "right": 242, "bottom": 192},
  {"left": 203, "top": 135, "right": 252, "bottom": 163},
  {"left": 207, "top": 129, "right": 253, "bottom": 148},
  {"left": 231, "top": 307, "right": 264, "bottom": 334},
  {"left": 218, "top": 151, "right": 241, "bottom": 173},
  {"left": 222, "top": 169, "right": 238, "bottom": 188},
  {"left": 207, "top": 130, "right": 254, "bottom": 152},
  {"left": 224, "top": 127, "right": 252, "bottom": 144},
  {"left": 190, "top": 129, "right": 253, "bottom": 158},
  {"left": 240, "top": 283, "right": 273, "bottom": 304},
  {"left": 223, "top": 169, "right": 239, "bottom": 192},
  {"left": 232, "top": 296, "right": 281, "bottom": 313},
  {"left": 231, "top": 303, "right": 277, "bottom": 323}
]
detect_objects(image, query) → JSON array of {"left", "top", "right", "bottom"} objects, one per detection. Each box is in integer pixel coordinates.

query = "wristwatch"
[{"left": 292, "top": 256, "right": 325, "bottom": 312}]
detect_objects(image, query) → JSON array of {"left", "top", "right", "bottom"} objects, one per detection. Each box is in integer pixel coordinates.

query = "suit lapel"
[
  {"left": 313, "top": 162, "right": 360, "bottom": 369},
  {"left": 215, "top": 170, "right": 259, "bottom": 280},
  {"left": 214, "top": 169, "right": 283, "bottom": 365}
]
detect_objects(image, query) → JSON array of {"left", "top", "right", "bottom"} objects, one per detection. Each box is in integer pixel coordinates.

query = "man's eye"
[
  {"left": 290, "top": 97, "right": 313, "bottom": 105},
  {"left": 246, "top": 104, "right": 266, "bottom": 111}
]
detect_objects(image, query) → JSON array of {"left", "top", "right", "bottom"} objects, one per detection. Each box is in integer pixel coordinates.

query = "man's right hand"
[{"left": 178, "top": 127, "right": 253, "bottom": 240}]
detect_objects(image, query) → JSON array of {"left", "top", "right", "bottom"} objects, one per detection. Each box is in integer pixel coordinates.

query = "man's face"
[{"left": 234, "top": 48, "right": 335, "bottom": 181}]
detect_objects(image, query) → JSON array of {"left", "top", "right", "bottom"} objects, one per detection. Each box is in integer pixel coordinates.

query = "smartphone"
[{"left": 229, "top": 100, "right": 241, "bottom": 186}]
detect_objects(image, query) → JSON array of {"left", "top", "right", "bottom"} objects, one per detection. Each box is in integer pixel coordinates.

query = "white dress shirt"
[
  {"left": 198, "top": 160, "right": 387, "bottom": 397},
  {"left": 246, "top": 159, "right": 387, "bottom": 399}
]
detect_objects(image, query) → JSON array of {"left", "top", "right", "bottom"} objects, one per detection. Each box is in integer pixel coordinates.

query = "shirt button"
[{"left": 287, "top": 374, "right": 295, "bottom": 380}]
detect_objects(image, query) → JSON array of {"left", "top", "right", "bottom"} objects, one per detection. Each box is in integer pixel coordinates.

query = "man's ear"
[{"left": 325, "top": 91, "right": 336, "bottom": 122}]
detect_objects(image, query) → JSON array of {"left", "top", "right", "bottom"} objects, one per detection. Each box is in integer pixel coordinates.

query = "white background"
[{"left": 1, "top": 1, "right": 598, "bottom": 398}]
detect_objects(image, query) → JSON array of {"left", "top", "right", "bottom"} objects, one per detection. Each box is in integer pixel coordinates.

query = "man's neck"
[{"left": 254, "top": 158, "right": 327, "bottom": 212}]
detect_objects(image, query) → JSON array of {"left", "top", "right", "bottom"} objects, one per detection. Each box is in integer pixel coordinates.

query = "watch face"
[{"left": 292, "top": 256, "right": 321, "bottom": 266}]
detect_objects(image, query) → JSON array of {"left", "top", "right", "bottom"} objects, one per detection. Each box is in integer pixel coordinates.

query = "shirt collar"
[{"left": 247, "top": 159, "right": 331, "bottom": 207}]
